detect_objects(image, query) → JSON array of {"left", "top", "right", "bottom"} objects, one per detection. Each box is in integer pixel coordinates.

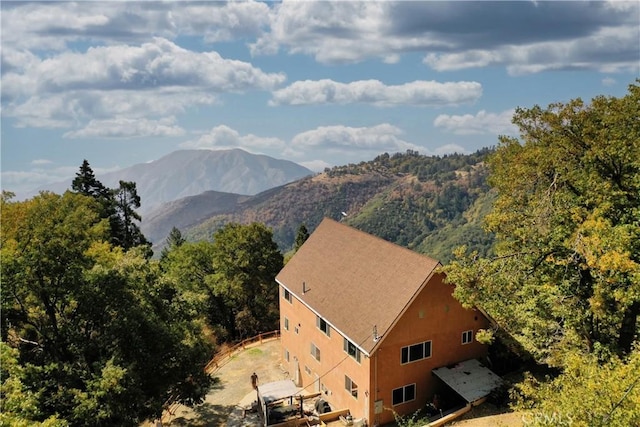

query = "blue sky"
[{"left": 2, "top": 1, "right": 638, "bottom": 198}]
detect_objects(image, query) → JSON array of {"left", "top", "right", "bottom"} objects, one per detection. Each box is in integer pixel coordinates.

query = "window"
[
  {"left": 343, "top": 338, "right": 361, "bottom": 363},
  {"left": 462, "top": 330, "right": 473, "bottom": 344},
  {"left": 316, "top": 316, "right": 331, "bottom": 336},
  {"left": 284, "top": 317, "right": 289, "bottom": 331},
  {"left": 310, "top": 342, "right": 321, "bottom": 362},
  {"left": 283, "top": 288, "right": 292, "bottom": 303},
  {"left": 284, "top": 349, "right": 289, "bottom": 362},
  {"left": 304, "top": 365, "right": 311, "bottom": 375},
  {"left": 344, "top": 375, "right": 358, "bottom": 399},
  {"left": 392, "top": 384, "right": 416, "bottom": 406},
  {"left": 401, "top": 341, "right": 432, "bottom": 364}
]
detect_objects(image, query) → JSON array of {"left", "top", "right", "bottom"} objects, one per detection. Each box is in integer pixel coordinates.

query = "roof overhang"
[
  {"left": 432, "top": 359, "right": 502, "bottom": 404},
  {"left": 257, "top": 380, "right": 301, "bottom": 405}
]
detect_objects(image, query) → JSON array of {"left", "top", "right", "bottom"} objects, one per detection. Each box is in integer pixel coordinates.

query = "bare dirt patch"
[{"left": 165, "top": 339, "right": 286, "bottom": 426}]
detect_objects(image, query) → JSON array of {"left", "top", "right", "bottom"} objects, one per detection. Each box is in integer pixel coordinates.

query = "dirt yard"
[{"left": 165, "top": 338, "right": 286, "bottom": 427}]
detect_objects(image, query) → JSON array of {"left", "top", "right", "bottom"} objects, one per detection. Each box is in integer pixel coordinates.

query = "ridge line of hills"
[{"left": 143, "top": 148, "right": 496, "bottom": 262}]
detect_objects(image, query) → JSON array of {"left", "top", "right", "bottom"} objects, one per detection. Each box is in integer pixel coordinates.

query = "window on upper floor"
[
  {"left": 344, "top": 375, "right": 358, "bottom": 399},
  {"left": 316, "top": 316, "right": 330, "bottom": 336},
  {"left": 462, "top": 330, "right": 473, "bottom": 345},
  {"left": 284, "top": 317, "right": 289, "bottom": 331},
  {"left": 343, "top": 338, "right": 362, "bottom": 363},
  {"left": 283, "top": 288, "right": 292, "bottom": 303},
  {"left": 392, "top": 383, "right": 416, "bottom": 406},
  {"left": 401, "top": 340, "right": 432, "bottom": 364}
]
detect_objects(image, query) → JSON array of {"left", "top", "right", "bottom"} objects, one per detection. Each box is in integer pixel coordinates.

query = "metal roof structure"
[
  {"left": 257, "top": 379, "right": 301, "bottom": 405},
  {"left": 432, "top": 359, "right": 503, "bottom": 403}
]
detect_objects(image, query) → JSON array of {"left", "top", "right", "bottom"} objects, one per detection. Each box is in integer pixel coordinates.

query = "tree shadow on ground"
[{"left": 170, "top": 403, "right": 234, "bottom": 427}]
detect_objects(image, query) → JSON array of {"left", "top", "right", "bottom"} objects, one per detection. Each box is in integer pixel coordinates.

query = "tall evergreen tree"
[
  {"left": 110, "top": 181, "right": 149, "bottom": 252},
  {"left": 71, "top": 160, "right": 108, "bottom": 199},
  {"left": 294, "top": 223, "right": 310, "bottom": 252},
  {"left": 160, "top": 227, "right": 186, "bottom": 261}
]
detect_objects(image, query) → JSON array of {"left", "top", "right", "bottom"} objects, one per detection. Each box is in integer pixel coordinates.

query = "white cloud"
[
  {"left": 270, "top": 79, "right": 482, "bottom": 107},
  {"left": 1, "top": 1, "right": 272, "bottom": 51},
  {"left": 2, "top": 38, "right": 284, "bottom": 130},
  {"left": 180, "top": 125, "right": 286, "bottom": 151},
  {"left": 1, "top": 165, "right": 78, "bottom": 197},
  {"left": 250, "top": 1, "right": 395, "bottom": 63},
  {"left": 64, "top": 117, "right": 186, "bottom": 139},
  {"left": 424, "top": 25, "right": 640, "bottom": 75},
  {"left": 299, "top": 159, "right": 332, "bottom": 172},
  {"left": 172, "top": 1, "right": 272, "bottom": 43},
  {"left": 434, "top": 110, "right": 517, "bottom": 135},
  {"left": 291, "top": 124, "right": 422, "bottom": 154},
  {"left": 602, "top": 77, "right": 617, "bottom": 87},
  {"left": 4, "top": 37, "right": 285, "bottom": 99},
  {"left": 4, "top": 90, "right": 218, "bottom": 129},
  {"left": 31, "top": 159, "right": 53, "bottom": 166}
]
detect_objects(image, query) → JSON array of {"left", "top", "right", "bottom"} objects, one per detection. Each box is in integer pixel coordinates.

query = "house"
[{"left": 276, "top": 218, "right": 496, "bottom": 426}]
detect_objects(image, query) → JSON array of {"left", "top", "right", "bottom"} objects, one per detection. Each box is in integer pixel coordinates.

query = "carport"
[{"left": 432, "top": 358, "right": 503, "bottom": 405}]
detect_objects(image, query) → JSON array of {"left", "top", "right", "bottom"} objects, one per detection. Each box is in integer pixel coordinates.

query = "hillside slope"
[{"left": 169, "top": 149, "right": 495, "bottom": 262}]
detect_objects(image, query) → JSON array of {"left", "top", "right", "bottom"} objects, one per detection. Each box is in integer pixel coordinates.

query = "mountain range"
[
  {"left": 144, "top": 149, "right": 496, "bottom": 262},
  {"left": 29, "top": 149, "right": 313, "bottom": 214}
]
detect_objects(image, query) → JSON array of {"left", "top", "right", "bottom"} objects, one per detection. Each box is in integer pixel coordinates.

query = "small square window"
[
  {"left": 462, "top": 330, "right": 473, "bottom": 345},
  {"left": 283, "top": 288, "right": 292, "bottom": 303},
  {"left": 316, "top": 316, "right": 331, "bottom": 336},
  {"left": 310, "top": 342, "right": 321, "bottom": 362},
  {"left": 343, "top": 338, "right": 361, "bottom": 363}
]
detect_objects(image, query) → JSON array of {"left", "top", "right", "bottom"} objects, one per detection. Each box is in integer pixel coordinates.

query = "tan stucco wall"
[
  {"left": 370, "top": 273, "right": 489, "bottom": 425},
  {"left": 279, "top": 286, "right": 372, "bottom": 421}
]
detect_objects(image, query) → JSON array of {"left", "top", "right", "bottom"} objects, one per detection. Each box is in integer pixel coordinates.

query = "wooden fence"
[
  {"left": 204, "top": 329, "right": 280, "bottom": 373},
  {"left": 161, "top": 330, "right": 281, "bottom": 422}
]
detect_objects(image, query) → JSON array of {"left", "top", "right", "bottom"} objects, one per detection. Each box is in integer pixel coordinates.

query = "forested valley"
[{"left": 2, "top": 82, "right": 639, "bottom": 426}]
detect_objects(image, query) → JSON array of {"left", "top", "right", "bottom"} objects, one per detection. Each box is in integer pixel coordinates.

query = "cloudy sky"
[{"left": 2, "top": 1, "right": 638, "bottom": 197}]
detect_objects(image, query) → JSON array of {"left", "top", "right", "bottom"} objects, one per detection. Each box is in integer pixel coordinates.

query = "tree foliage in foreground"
[
  {"left": 513, "top": 348, "right": 640, "bottom": 426},
  {"left": 160, "top": 222, "right": 283, "bottom": 342},
  {"left": 444, "top": 82, "right": 640, "bottom": 362},
  {"left": 71, "top": 160, "right": 149, "bottom": 253},
  {"left": 443, "top": 82, "right": 640, "bottom": 422},
  {"left": 1, "top": 192, "right": 213, "bottom": 426}
]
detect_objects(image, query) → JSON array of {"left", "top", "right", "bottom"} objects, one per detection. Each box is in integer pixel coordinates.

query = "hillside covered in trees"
[{"left": 177, "top": 148, "right": 495, "bottom": 263}]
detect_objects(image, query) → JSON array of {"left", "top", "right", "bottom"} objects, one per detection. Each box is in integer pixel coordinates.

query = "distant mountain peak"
[{"left": 28, "top": 149, "right": 312, "bottom": 214}]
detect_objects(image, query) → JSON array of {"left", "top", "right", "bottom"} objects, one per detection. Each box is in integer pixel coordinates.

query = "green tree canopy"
[
  {"left": 294, "top": 223, "right": 310, "bottom": 252},
  {"left": 444, "top": 82, "right": 640, "bottom": 363},
  {"left": 1, "top": 192, "right": 212, "bottom": 426},
  {"left": 442, "top": 82, "right": 640, "bottom": 425},
  {"left": 71, "top": 160, "right": 109, "bottom": 200},
  {"left": 210, "top": 223, "right": 283, "bottom": 339}
]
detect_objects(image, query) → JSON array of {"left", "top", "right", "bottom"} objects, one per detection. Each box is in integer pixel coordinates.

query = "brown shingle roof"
[{"left": 276, "top": 218, "right": 440, "bottom": 354}]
